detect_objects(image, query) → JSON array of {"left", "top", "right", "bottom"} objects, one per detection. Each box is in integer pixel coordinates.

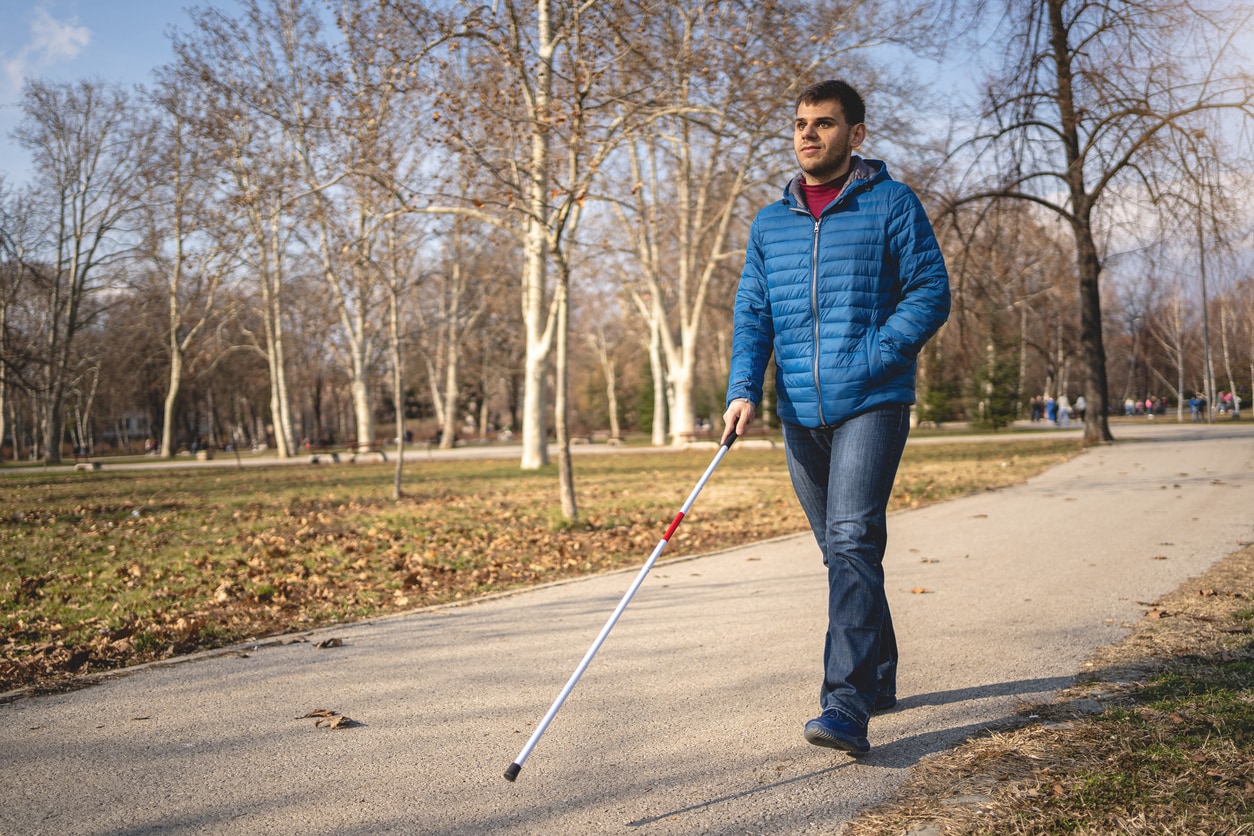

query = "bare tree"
[
  {"left": 14, "top": 80, "right": 145, "bottom": 462},
  {"left": 385, "top": 0, "right": 651, "bottom": 520},
  {"left": 944, "top": 197, "right": 1079, "bottom": 418},
  {"left": 398, "top": 0, "right": 645, "bottom": 477},
  {"left": 274, "top": 0, "right": 434, "bottom": 452},
  {"left": 414, "top": 217, "right": 492, "bottom": 450},
  {"left": 605, "top": 0, "right": 941, "bottom": 445},
  {"left": 170, "top": 4, "right": 308, "bottom": 457},
  {"left": 586, "top": 324, "right": 622, "bottom": 440},
  {"left": 949, "top": 0, "right": 1254, "bottom": 444},
  {"left": 138, "top": 83, "right": 240, "bottom": 457},
  {"left": 0, "top": 179, "right": 32, "bottom": 461},
  {"left": 381, "top": 207, "right": 421, "bottom": 498},
  {"left": 1243, "top": 274, "right": 1254, "bottom": 410}
]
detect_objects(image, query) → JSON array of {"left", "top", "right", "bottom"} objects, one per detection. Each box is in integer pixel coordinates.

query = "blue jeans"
[{"left": 782, "top": 403, "right": 911, "bottom": 725}]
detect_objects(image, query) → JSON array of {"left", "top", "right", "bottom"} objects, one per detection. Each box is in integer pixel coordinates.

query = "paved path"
[{"left": 3, "top": 422, "right": 1253, "bottom": 835}]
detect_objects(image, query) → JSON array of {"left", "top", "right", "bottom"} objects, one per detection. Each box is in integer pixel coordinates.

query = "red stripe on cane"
[{"left": 663, "top": 511, "right": 685, "bottom": 542}]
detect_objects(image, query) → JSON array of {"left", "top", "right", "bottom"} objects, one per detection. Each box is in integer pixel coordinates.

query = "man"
[{"left": 722, "top": 80, "right": 950, "bottom": 755}]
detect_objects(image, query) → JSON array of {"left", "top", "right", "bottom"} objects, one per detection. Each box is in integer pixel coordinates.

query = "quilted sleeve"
[
  {"left": 876, "top": 187, "right": 951, "bottom": 374},
  {"left": 725, "top": 218, "right": 775, "bottom": 407}
]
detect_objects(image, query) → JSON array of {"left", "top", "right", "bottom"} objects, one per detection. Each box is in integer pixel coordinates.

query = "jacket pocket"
[
  {"left": 865, "top": 326, "right": 912, "bottom": 383},
  {"left": 864, "top": 328, "right": 886, "bottom": 382}
]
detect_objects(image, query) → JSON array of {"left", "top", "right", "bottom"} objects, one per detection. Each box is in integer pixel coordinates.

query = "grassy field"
[{"left": 1, "top": 435, "right": 1079, "bottom": 693}]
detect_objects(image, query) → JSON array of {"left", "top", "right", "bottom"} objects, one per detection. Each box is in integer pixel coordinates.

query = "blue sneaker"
[{"left": 803, "top": 709, "right": 870, "bottom": 754}]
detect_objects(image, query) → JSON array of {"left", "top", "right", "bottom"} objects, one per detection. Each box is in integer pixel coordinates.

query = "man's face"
[{"left": 794, "top": 99, "right": 866, "bottom": 185}]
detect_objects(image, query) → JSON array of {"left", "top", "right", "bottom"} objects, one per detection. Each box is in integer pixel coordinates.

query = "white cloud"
[{"left": 2, "top": 8, "right": 91, "bottom": 96}]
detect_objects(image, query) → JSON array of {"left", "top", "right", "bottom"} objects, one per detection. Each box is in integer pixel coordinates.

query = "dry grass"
[{"left": 844, "top": 544, "right": 1254, "bottom": 835}]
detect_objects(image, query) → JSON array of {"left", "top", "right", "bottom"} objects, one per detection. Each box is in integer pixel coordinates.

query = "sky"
[
  {"left": 0, "top": 0, "right": 244, "bottom": 187},
  {"left": 1, "top": 2, "right": 1248, "bottom": 192}
]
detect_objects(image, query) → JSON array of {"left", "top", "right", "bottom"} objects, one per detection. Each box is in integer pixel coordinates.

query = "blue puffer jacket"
[{"left": 725, "top": 158, "right": 950, "bottom": 428}]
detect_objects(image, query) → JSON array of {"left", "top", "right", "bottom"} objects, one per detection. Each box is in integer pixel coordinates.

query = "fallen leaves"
[{"left": 299, "top": 708, "right": 359, "bottom": 729}]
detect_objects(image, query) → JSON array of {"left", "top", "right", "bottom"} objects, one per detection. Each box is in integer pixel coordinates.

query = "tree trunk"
[
  {"left": 589, "top": 329, "right": 621, "bottom": 440},
  {"left": 351, "top": 376, "right": 372, "bottom": 448},
  {"left": 266, "top": 214, "right": 296, "bottom": 458},
  {"left": 423, "top": 353, "right": 446, "bottom": 433},
  {"left": 519, "top": 226, "right": 553, "bottom": 468},
  {"left": 668, "top": 362, "right": 695, "bottom": 444},
  {"left": 1048, "top": 0, "right": 1112, "bottom": 445},
  {"left": 554, "top": 282, "right": 576, "bottom": 521},
  {"left": 390, "top": 284, "right": 405, "bottom": 501},
  {"left": 648, "top": 317, "right": 667, "bottom": 446},
  {"left": 1074, "top": 229, "right": 1113, "bottom": 443},
  {"left": 42, "top": 397, "right": 63, "bottom": 463},
  {"left": 1219, "top": 302, "right": 1236, "bottom": 399},
  {"left": 603, "top": 359, "right": 620, "bottom": 442},
  {"left": 1016, "top": 300, "right": 1029, "bottom": 416},
  {"left": 160, "top": 350, "right": 182, "bottom": 457},
  {"left": 440, "top": 341, "right": 459, "bottom": 450},
  {"left": 0, "top": 303, "right": 6, "bottom": 463},
  {"left": 517, "top": 0, "right": 557, "bottom": 471},
  {"left": 314, "top": 229, "right": 376, "bottom": 448}
]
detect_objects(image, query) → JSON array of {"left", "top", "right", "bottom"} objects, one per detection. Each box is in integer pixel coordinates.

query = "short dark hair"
[{"left": 796, "top": 80, "right": 865, "bottom": 126}]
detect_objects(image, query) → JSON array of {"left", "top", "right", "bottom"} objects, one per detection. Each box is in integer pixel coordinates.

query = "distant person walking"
[{"left": 722, "top": 79, "right": 950, "bottom": 756}]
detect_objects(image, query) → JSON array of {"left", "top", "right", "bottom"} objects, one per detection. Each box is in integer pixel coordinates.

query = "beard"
[{"left": 798, "top": 136, "right": 853, "bottom": 183}]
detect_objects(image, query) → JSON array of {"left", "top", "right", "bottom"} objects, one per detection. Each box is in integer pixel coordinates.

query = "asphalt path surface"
[{"left": 3, "top": 421, "right": 1253, "bottom": 834}]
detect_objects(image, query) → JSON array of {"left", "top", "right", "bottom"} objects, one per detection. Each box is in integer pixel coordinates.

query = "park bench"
[
  {"left": 73, "top": 448, "right": 101, "bottom": 471},
  {"left": 308, "top": 441, "right": 388, "bottom": 464}
]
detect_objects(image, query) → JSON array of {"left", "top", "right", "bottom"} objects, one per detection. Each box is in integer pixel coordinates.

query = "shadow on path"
[
  {"left": 623, "top": 675, "right": 1075, "bottom": 825},
  {"left": 625, "top": 764, "right": 851, "bottom": 827}
]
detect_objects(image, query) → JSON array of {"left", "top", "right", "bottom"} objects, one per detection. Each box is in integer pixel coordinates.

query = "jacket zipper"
[
  {"left": 792, "top": 168, "right": 869, "bottom": 427},
  {"left": 810, "top": 216, "right": 825, "bottom": 426}
]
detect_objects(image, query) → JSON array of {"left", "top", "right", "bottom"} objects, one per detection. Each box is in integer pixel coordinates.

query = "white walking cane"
[{"left": 504, "top": 429, "right": 740, "bottom": 782}]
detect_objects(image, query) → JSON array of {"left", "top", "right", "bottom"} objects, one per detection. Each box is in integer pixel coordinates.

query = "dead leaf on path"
[
  {"left": 1200, "top": 589, "right": 1217, "bottom": 597},
  {"left": 300, "top": 708, "right": 337, "bottom": 719},
  {"left": 314, "top": 637, "right": 343, "bottom": 649},
  {"left": 1146, "top": 609, "right": 1169, "bottom": 619},
  {"left": 299, "top": 708, "right": 360, "bottom": 729},
  {"left": 1153, "top": 555, "right": 1168, "bottom": 560},
  {"left": 911, "top": 587, "right": 933, "bottom": 594}
]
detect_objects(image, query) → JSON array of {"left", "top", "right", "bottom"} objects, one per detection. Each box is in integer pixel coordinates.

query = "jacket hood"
[{"left": 782, "top": 156, "right": 886, "bottom": 210}]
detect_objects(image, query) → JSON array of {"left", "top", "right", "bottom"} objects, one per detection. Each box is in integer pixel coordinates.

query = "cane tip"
[{"left": 504, "top": 763, "right": 522, "bottom": 782}]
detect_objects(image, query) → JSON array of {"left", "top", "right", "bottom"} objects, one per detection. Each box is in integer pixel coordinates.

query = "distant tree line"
[{"left": 1, "top": 0, "right": 1251, "bottom": 511}]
